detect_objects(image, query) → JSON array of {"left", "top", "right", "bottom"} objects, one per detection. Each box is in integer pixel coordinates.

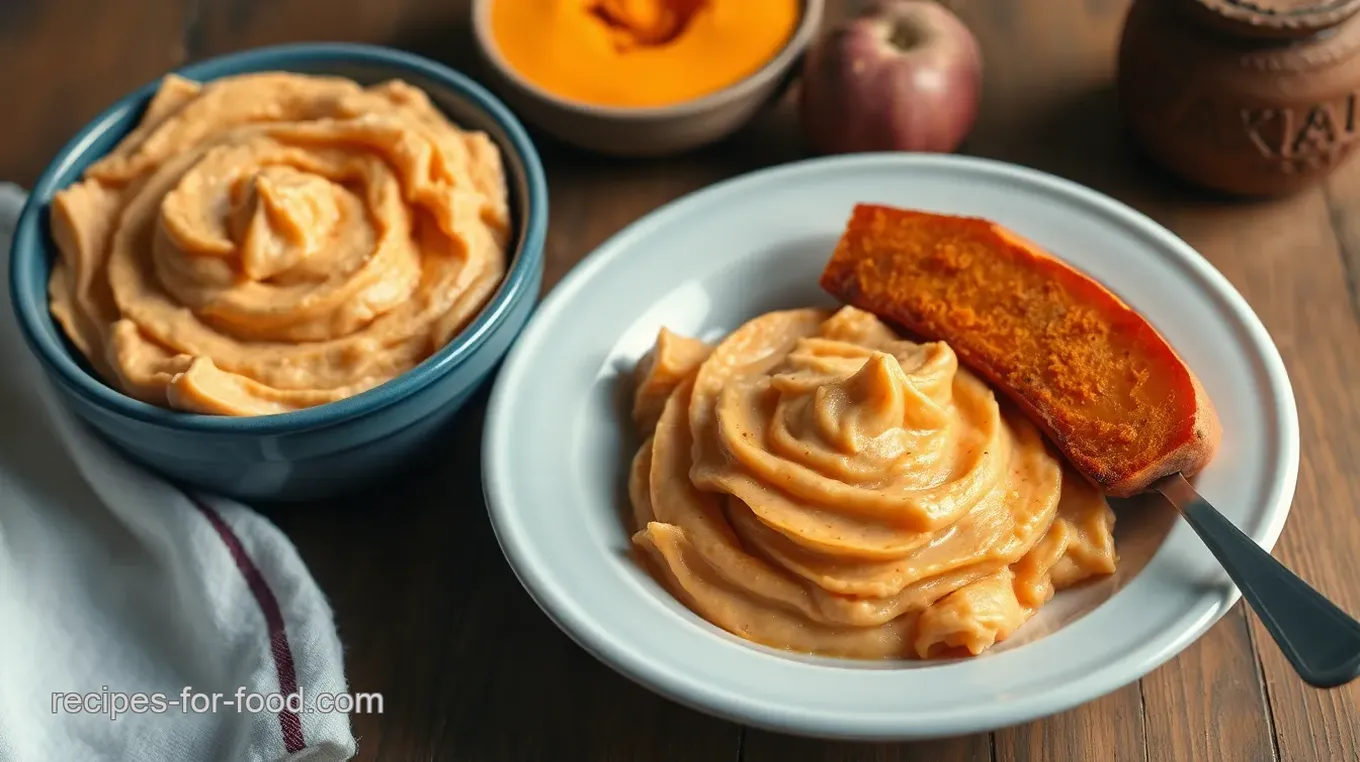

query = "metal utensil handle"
[{"left": 1158, "top": 474, "right": 1360, "bottom": 689}]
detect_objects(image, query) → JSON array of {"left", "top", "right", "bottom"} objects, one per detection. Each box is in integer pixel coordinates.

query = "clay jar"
[{"left": 1118, "top": 0, "right": 1360, "bottom": 196}]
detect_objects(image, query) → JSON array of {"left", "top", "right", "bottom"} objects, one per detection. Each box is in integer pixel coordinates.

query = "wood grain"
[
  {"left": 1141, "top": 608, "right": 1276, "bottom": 762},
  {"left": 1328, "top": 172, "right": 1360, "bottom": 323},
  {"left": 190, "top": 0, "right": 475, "bottom": 64},
  {"left": 0, "top": 0, "right": 185, "bottom": 185},
  {"left": 994, "top": 685, "right": 1145, "bottom": 762},
  {"left": 4, "top": 0, "right": 1358, "bottom": 760},
  {"left": 742, "top": 732, "right": 992, "bottom": 762},
  {"left": 1235, "top": 174, "right": 1360, "bottom": 762}
]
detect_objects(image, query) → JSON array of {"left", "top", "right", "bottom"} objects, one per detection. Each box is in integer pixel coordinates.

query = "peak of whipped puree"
[{"left": 628, "top": 306, "right": 1116, "bottom": 659}]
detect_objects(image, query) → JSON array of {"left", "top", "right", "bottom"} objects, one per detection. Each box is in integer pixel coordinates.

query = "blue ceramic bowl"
[{"left": 8, "top": 43, "right": 547, "bottom": 502}]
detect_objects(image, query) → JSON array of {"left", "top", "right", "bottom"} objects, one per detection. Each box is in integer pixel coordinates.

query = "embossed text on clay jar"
[{"left": 1118, "top": 0, "right": 1360, "bottom": 195}]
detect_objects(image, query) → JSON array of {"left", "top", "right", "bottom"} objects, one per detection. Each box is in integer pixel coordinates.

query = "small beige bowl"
[{"left": 471, "top": 0, "right": 825, "bottom": 157}]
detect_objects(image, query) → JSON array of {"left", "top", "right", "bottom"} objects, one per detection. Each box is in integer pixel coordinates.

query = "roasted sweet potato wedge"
[{"left": 820, "top": 204, "right": 1220, "bottom": 498}]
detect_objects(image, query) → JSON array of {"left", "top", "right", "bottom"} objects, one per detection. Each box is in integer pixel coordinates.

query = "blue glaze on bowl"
[{"left": 8, "top": 44, "right": 548, "bottom": 501}]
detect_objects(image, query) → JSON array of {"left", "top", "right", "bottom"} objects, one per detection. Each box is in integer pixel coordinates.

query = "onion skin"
[{"left": 800, "top": 0, "right": 983, "bottom": 155}]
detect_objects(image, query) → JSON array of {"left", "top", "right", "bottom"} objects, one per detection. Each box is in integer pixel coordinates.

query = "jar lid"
[{"left": 1191, "top": 0, "right": 1360, "bottom": 37}]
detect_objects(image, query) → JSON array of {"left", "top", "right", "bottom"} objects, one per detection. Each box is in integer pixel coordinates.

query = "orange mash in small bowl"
[
  {"left": 473, "top": 0, "right": 823, "bottom": 155},
  {"left": 487, "top": 0, "right": 801, "bottom": 108}
]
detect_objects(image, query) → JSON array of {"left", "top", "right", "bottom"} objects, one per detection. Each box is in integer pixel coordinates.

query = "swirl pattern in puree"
[
  {"left": 629, "top": 306, "right": 1117, "bottom": 658},
  {"left": 47, "top": 72, "right": 510, "bottom": 416}
]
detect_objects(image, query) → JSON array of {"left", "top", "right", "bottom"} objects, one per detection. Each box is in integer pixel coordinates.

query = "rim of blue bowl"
[{"left": 9, "top": 42, "right": 548, "bottom": 435}]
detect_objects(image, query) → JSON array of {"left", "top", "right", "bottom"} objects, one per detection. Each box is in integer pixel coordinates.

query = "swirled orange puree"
[
  {"left": 47, "top": 72, "right": 510, "bottom": 416},
  {"left": 629, "top": 307, "right": 1118, "bottom": 659},
  {"left": 488, "top": 0, "right": 801, "bottom": 107}
]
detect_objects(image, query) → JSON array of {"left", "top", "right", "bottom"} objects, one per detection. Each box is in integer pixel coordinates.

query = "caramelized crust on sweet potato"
[{"left": 820, "top": 204, "right": 1220, "bottom": 497}]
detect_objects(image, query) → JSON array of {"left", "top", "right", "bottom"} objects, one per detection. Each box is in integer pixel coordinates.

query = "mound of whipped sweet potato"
[{"left": 820, "top": 204, "right": 1220, "bottom": 498}]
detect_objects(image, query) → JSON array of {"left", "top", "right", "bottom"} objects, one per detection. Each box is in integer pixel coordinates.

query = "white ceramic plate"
[{"left": 482, "top": 154, "right": 1299, "bottom": 740}]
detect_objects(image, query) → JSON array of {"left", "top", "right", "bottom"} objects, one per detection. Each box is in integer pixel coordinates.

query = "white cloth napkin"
[{"left": 0, "top": 183, "right": 357, "bottom": 761}]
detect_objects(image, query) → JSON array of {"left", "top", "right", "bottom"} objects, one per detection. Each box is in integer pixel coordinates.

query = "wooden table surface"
[{"left": 5, "top": 0, "right": 1359, "bottom": 760}]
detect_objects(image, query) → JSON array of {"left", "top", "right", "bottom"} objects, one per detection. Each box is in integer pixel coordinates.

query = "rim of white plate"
[{"left": 481, "top": 153, "right": 1300, "bottom": 740}]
